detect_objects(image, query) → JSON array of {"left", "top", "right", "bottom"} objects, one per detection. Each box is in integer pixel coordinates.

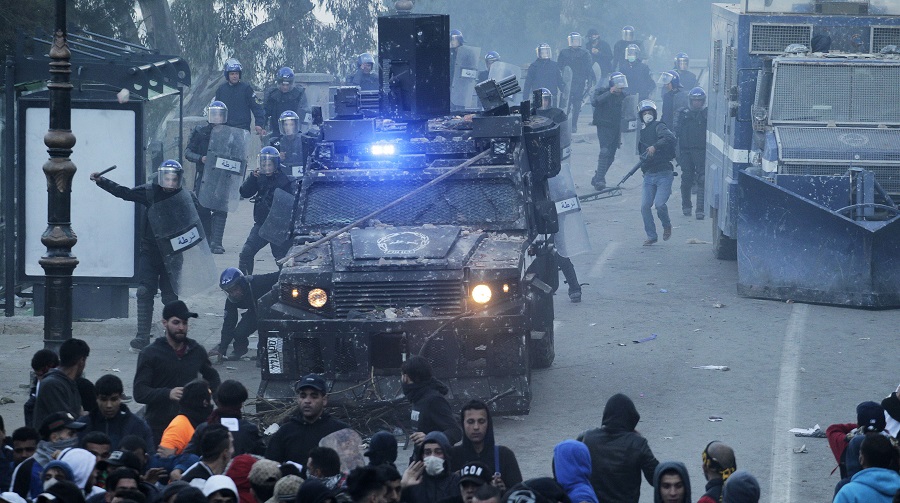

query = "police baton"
[{"left": 96, "top": 165, "right": 117, "bottom": 177}]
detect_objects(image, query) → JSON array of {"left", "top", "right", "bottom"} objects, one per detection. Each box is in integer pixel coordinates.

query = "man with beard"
[
  {"left": 32, "top": 339, "right": 90, "bottom": 428},
  {"left": 401, "top": 357, "right": 462, "bottom": 447},
  {"left": 450, "top": 401, "right": 522, "bottom": 492},
  {"left": 10, "top": 412, "right": 86, "bottom": 500},
  {"left": 133, "top": 301, "right": 221, "bottom": 444},
  {"left": 264, "top": 374, "right": 349, "bottom": 464}
]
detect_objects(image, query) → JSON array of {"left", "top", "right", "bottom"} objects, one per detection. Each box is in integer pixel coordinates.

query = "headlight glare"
[
  {"left": 471, "top": 284, "right": 492, "bottom": 304},
  {"left": 308, "top": 288, "right": 328, "bottom": 308}
]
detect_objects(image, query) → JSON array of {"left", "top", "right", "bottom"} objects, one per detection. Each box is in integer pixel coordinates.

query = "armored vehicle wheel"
[
  {"left": 711, "top": 207, "right": 737, "bottom": 260},
  {"left": 529, "top": 326, "right": 555, "bottom": 369},
  {"left": 528, "top": 293, "right": 555, "bottom": 369}
]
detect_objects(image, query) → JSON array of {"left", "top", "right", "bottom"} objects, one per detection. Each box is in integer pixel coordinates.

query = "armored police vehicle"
[
  {"left": 256, "top": 10, "right": 577, "bottom": 414},
  {"left": 706, "top": 0, "right": 900, "bottom": 307}
]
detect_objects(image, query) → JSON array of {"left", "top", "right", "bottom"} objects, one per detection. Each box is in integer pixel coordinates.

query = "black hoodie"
[
  {"left": 580, "top": 393, "right": 659, "bottom": 503},
  {"left": 402, "top": 431, "right": 461, "bottom": 503},
  {"left": 403, "top": 379, "right": 463, "bottom": 446},
  {"left": 450, "top": 407, "right": 523, "bottom": 488},
  {"left": 653, "top": 461, "right": 691, "bottom": 503}
]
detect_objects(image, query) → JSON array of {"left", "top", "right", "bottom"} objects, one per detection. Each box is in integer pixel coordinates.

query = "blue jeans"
[{"left": 641, "top": 170, "right": 674, "bottom": 240}]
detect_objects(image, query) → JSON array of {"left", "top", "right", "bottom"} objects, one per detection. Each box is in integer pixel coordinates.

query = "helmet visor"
[
  {"left": 676, "top": 57, "right": 689, "bottom": 70},
  {"left": 610, "top": 74, "right": 629, "bottom": 89},
  {"left": 208, "top": 106, "right": 227, "bottom": 125},
  {"left": 157, "top": 168, "right": 182, "bottom": 189},
  {"left": 279, "top": 117, "right": 299, "bottom": 136},
  {"left": 625, "top": 45, "right": 639, "bottom": 61},
  {"left": 537, "top": 45, "right": 552, "bottom": 59},
  {"left": 622, "top": 28, "right": 634, "bottom": 41},
  {"left": 258, "top": 153, "right": 279, "bottom": 175},
  {"left": 568, "top": 34, "right": 582, "bottom": 47},
  {"left": 657, "top": 72, "right": 674, "bottom": 86}
]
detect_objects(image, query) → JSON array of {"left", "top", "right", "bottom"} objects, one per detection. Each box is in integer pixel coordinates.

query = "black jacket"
[
  {"left": 450, "top": 406, "right": 522, "bottom": 488},
  {"left": 652, "top": 461, "right": 691, "bottom": 503},
  {"left": 580, "top": 394, "right": 659, "bottom": 503},
  {"left": 239, "top": 171, "right": 294, "bottom": 224},
  {"left": 591, "top": 90, "right": 626, "bottom": 145},
  {"left": 619, "top": 60, "right": 654, "bottom": 100},
  {"left": 79, "top": 403, "right": 155, "bottom": 453},
  {"left": 345, "top": 71, "right": 379, "bottom": 92},
  {"left": 613, "top": 40, "right": 644, "bottom": 72},
  {"left": 31, "top": 369, "right": 81, "bottom": 429},
  {"left": 184, "top": 123, "right": 213, "bottom": 185},
  {"left": 675, "top": 106, "right": 707, "bottom": 152},
  {"left": 270, "top": 134, "right": 305, "bottom": 169},
  {"left": 524, "top": 59, "right": 565, "bottom": 99},
  {"left": 661, "top": 88, "right": 689, "bottom": 127},
  {"left": 264, "top": 86, "right": 310, "bottom": 134},
  {"left": 221, "top": 272, "right": 279, "bottom": 346},
  {"left": 638, "top": 121, "right": 677, "bottom": 174},
  {"left": 214, "top": 81, "right": 265, "bottom": 131},
  {"left": 264, "top": 413, "right": 349, "bottom": 464},
  {"left": 588, "top": 39, "right": 614, "bottom": 77},
  {"left": 403, "top": 432, "right": 461, "bottom": 503},
  {"left": 189, "top": 416, "right": 265, "bottom": 457},
  {"left": 557, "top": 47, "right": 595, "bottom": 89},
  {"left": 676, "top": 69, "right": 698, "bottom": 91},
  {"left": 133, "top": 337, "right": 221, "bottom": 439},
  {"left": 403, "top": 379, "right": 462, "bottom": 446},
  {"left": 96, "top": 180, "right": 193, "bottom": 253}
]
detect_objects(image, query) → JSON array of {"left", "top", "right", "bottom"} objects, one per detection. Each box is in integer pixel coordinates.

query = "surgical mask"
[
  {"left": 626, "top": 55, "right": 636, "bottom": 63},
  {"left": 423, "top": 455, "right": 445, "bottom": 476},
  {"left": 642, "top": 113, "right": 654, "bottom": 124},
  {"left": 43, "top": 478, "right": 59, "bottom": 491}
]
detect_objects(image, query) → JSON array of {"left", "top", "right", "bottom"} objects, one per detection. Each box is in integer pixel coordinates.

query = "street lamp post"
[{"left": 40, "top": 0, "right": 78, "bottom": 350}]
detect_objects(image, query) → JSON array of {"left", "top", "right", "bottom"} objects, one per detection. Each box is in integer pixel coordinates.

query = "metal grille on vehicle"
[
  {"left": 777, "top": 127, "right": 900, "bottom": 163},
  {"left": 750, "top": 24, "right": 812, "bottom": 54},
  {"left": 332, "top": 280, "right": 464, "bottom": 318},
  {"left": 770, "top": 62, "right": 900, "bottom": 125},
  {"left": 781, "top": 164, "right": 900, "bottom": 195},
  {"left": 872, "top": 26, "right": 900, "bottom": 53}
]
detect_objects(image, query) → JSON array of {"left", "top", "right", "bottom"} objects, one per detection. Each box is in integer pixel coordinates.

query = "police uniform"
[
  {"left": 620, "top": 60, "right": 654, "bottom": 100},
  {"left": 214, "top": 80, "right": 265, "bottom": 131},
  {"left": 590, "top": 88, "right": 627, "bottom": 190},
  {"left": 675, "top": 104, "right": 708, "bottom": 218},
  {"left": 184, "top": 124, "right": 228, "bottom": 252},
  {"left": 557, "top": 46, "right": 596, "bottom": 132},
  {"left": 524, "top": 59, "right": 565, "bottom": 106},
  {"left": 237, "top": 169, "right": 295, "bottom": 274},
  {"left": 264, "top": 86, "right": 309, "bottom": 138},
  {"left": 345, "top": 70, "right": 379, "bottom": 91}
]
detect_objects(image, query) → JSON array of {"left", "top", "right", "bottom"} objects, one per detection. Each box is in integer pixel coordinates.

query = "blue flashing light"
[{"left": 370, "top": 142, "right": 397, "bottom": 156}]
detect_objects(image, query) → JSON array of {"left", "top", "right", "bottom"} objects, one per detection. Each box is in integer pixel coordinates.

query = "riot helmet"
[
  {"left": 279, "top": 110, "right": 300, "bottom": 136},
  {"left": 638, "top": 99, "right": 657, "bottom": 123},
  {"left": 207, "top": 100, "right": 228, "bottom": 125},
  {"left": 675, "top": 52, "right": 690, "bottom": 71},
  {"left": 258, "top": 146, "right": 280, "bottom": 176},
  {"left": 219, "top": 267, "right": 249, "bottom": 303},
  {"left": 485, "top": 51, "right": 500, "bottom": 68},
  {"left": 358, "top": 53, "right": 375, "bottom": 74},
  {"left": 538, "top": 88, "right": 552, "bottom": 110},
  {"left": 568, "top": 32, "right": 583, "bottom": 48},
  {"left": 657, "top": 70, "right": 681, "bottom": 89},
  {"left": 157, "top": 160, "right": 183, "bottom": 190},
  {"left": 223, "top": 58, "right": 242, "bottom": 79},
  {"left": 276, "top": 67, "right": 295, "bottom": 88},
  {"left": 622, "top": 26, "right": 635, "bottom": 41},
  {"left": 450, "top": 29, "right": 464, "bottom": 48},
  {"left": 689, "top": 87, "right": 707, "bottom": 110},
  {"left": 536, "top": 44, "right": 552, "bottom": 60},
  {"left": 625, "top": 44, "right": 641, "bottom": 63},
  {"left": 609, "top": 72, "right": 629, "bottom": 90}
]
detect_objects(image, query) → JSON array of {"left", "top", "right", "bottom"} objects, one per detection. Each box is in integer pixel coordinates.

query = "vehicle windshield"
[
  {"left": 770, "top": 61, "right": 900, "bottom": 124},
  {"left": 297, "top": 175, "right": 526, "bottom": 231}
]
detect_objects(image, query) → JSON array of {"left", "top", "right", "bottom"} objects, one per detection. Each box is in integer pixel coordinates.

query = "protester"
[
  {"left": 451, "top": 401, "right": 521, "bottom": 491},
  {"left": 401, "top": 357, "right": 462, "bottom": 447},
  {"left": 652, "top": 462, "right": 690, "bottom": 503},
  {"left": 551, "top": 441, "right": 597, "bottom": 503}
]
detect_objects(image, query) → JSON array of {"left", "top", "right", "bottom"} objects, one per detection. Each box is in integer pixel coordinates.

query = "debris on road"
[
  {"left": 686, "top": 238, "right": 711, "bottom": 244},
  {"left": 617, "top": 343, "right": 627, "bottom": 346},
  {"left": 0, "top": 397, "right": 14, "bottom": 404},
  {"left": 790, "top": 424, "right": 825, "bottom": 438},
  {"left": 660, "top": 289, "right": 668, "bottom": 293},
  {"left": 713, "top": 303, "right": 726, "bottom": 308},
  {"left": 793, "top": 444, "right": 808, "bottom": 453},
  {"left": 633, "top": 334, "right": 658, "bottom": 343},
  {"left": 693, "top": 365, "right": 730, "bottom": 371},
  {"left": 708, "top": 416, "right": 723, "bottom": 422}
]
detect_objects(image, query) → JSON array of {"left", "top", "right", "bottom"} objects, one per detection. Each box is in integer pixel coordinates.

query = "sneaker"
[
  {"left": 643, "top": 238, "right": 657, "bottom": 246},
  {"left": 120, "top": 394, "right": 133, "bottom": 403},
  {"left": 226, "top": 349, "right": 248, "bottom": 361},
  {"left": 696, "top": 212, "right": 705, "bottom": 220},
  {"left": 663, "top": 227, "right": 672, "bottom": 241},
  {"left": 129, "top": 337, "right": 150, "bottom": 351},
  {"left": 568, "top": 290, "right": 582, "bottom": 303},
  {"left": 682, "top": 208, "right": 692, "bottom": 216},
  {"left": 210, "top": 245, "right": 225, "bottom": 254}
]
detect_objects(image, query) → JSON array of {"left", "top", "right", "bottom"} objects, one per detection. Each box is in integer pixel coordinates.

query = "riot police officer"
[
  {"left": 345, "top": 53, "right": 379, "bottom": 91},
  {"left": 590, "top": 72, "right": 629, "bottom": 191},
  {"left": 184, "top": 100, "right": 228, "bottom": 254},
  {"left": 90, "top": 161, "right": 203, "bottom": 350},
  {"left": 265, "top": 67, "right": 310, "bottom": 141},
  {"left": 619, "top": 44, "right": 654, "bottom": 100},
  {"left": 673, "top": 53, "right": 698, "bottom": 90},
  {"left": 450, "top": 29, "right": 464, "bottom": 73},
  {"left": 524, "top": 44, "right": 565, "bottom": 105},
  {"left": 614, "top": 26, "right": 644, "bottom": 72},
  {"left": 636, "top": 100, "right": 677, "bottom": 246},
  {"left": 557, "top": 32, "right": 596, "bottom": 133},
  {"left": 215, "top": 58, "right": 266, "bottom": 135},
  {"left": 535, "top": 89, "right": 583, "bottom": 303},
  {"left": 675, "top": 87, "right": 708, "bottom": 219},
  {"left": 658, "top": 70, "right": 689, "bottom": 126},
  {"left": 479, "top": 51, "right": 500, "bottom": 81},
  {"left": 586, "top": 28, "right": 614, "bottom": 79},
  {"left": 269, "top": 111, "right": 305, "bottom": 176},
  {"left": 238, "top": 146, "right": 295, "bottom": 275},
  {"left": 212, "top": 268, "right": 280, "bottom": 362}
]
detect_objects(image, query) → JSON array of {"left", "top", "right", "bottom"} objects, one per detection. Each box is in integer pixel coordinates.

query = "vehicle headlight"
[
  {"left": 308, "top": 288, "right": 328, "bottom": 308},
  {"left": 291, "top": 288, "right": 300, "bottom": 299},
  {"left": 471, "top": 284, "right": 492, "bottom": 304}
]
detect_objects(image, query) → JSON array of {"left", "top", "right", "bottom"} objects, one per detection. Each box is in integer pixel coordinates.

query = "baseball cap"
[
  {"left": 294, "top": 374, "right": 327, "bottom": 393},
  {"left": 203, "top": 475, "right": 239, "bottom": 498},
  {"left": 249, "top": 459, "right": 282, "bottom": 487},
  {"left": 103, "top": 450, "right": 143, "bottom": 473},
  {"left": 162, "top": 300, "right": 198, "bottom": 321},
  {"left": 39, "top": 412, "right": 86, "bottom": 439},
  {"left": 459, "top": 462, "right": 492, "bottom": 486},
  {"left": 1, "top": 493, "right": 27, "bottom": 503},
  {"left": 857, "top": 401, "right": 887, "bottom": 432}
]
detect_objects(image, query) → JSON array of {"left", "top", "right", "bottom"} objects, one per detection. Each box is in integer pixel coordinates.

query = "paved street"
[{"left": 0, "top": 112, "right": 897, "bottom": 503}]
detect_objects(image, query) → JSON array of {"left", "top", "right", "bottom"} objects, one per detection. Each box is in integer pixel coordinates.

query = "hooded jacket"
[
  {"left": 553, "top": 440, "right": 598, "bottom": 503},
  {"left": 450, "top": 406, "right": 523, "bottom": 489},
  {"left": 652, "top": 461, "right": 691, "bottom": 503},
  {"left": 402, "top": 432, "right": 461, "bottom": 503},
  {"left": 80, "top": 403, "right": 155, "bottom": 453},
  {"left": 404, "top": 379, "right": 462, "bottom": 446},
  {"left": 833, "top": 467, "right": 900, "bottom": 503},
  {"left": 264, "top": 412, "right": 349, "bottom": 464},
  {"left": 721, "top": 471, "right": 760, "bottom": 503},
  {"left": 580, "top": 393, "right": 659, "bottom": 503},
  {"left": 31, "top": 369, "right": 82, "bottom": 429}
]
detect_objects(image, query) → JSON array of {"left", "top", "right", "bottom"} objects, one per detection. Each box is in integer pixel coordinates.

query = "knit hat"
[
  {"left": 250, "top": 459, "right": 282, "bottom": 487},
  {"left": 266, "top": 475, "right": 303, "bottom": 503},
  {"left": 295, "top": 479, "right": 334, "bottom": 503},
  {"left": 857, "top": 401, "right": 887, "bottom": 432},
  {"left": 225, "top": 454, "right": 259, "bottom": 503},
  {"left": 722, "top": 471, "right": 760, "bottom": 503},
  {"left": 364, "top": 431, "right": 398, "bottom": 465},
  {"left": 41, "top": 461, "right": 75, "bottom": 484},
  {"left": 161, "top": 481, "right": 191, "bottom": 503}
]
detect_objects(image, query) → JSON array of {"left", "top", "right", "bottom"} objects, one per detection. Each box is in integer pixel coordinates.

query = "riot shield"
[
  {"left": 621, "top": 93, "right": 639, "bottom": 132},
  {"left": 319, "top": 428, "right": 365, "bottom": 473},
  {"left": 258, "top": 186, "right": 297, "bottom": 245},
  {"left": 559, "top": 66, "right": 572, "bottom": 111},
  {"left": 197, "top": 125, "right": 250, "bottom": 213},
  {"left": 451, "top": 45, "right": 481, "bottom": 111},
  {"left": 148, "top": 190, "right": 218, "bottom": 297},
  {"left": 548, "top": 120, "right": 591, "bottom": 257},
  {"left": 592, "top": 62, "right": 602, "bottom": 86},
  {"left": 488, "top": 62, "right": 523, "bottom": 104}
]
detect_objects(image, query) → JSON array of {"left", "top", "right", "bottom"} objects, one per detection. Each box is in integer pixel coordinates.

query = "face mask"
[
  {"left": 642, "top": 113, "right": 654, "bottom": 124},
  {"left": 44, "top": 479, "right": 59, "bottom": 491},
  {"left": 626, "top": 55, "right": 636, "bottom": 63},
  {"left": 423, "top": 455, "right": 445, "bottom": 476}
]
